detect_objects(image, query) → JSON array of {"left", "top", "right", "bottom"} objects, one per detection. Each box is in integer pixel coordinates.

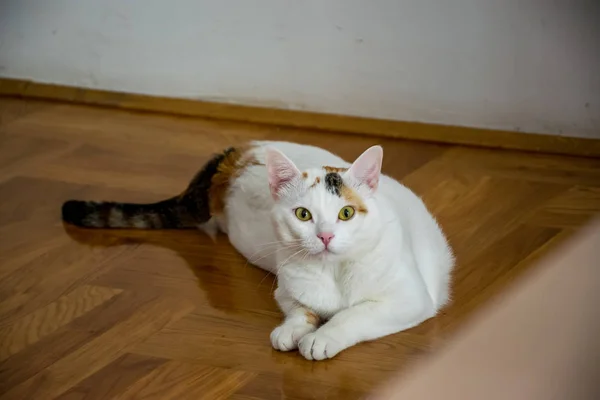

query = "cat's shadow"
[{"left": 62, "top": 224, "right": 279, "bottom": 315}]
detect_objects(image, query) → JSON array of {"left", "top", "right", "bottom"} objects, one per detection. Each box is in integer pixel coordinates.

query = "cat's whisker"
[
  {"left": 257, "top": 247, "right": 305, "bottom": 288},
  {"left": 300, "top": 249, "right": 310, "bottom": 264},
  {"left": 246, "top": 240, "right": 303, "bottom": 262},
  {"left": 255, "top": 241, "right": 298, "bottom": 254},
  {"left": 269, "top": 273, "right": 277, "bottom": 294},
  {"left": 273, "top": 248, "right": 306, "bottom": 276},
  {"left": 253, "top": 239, "right": 303, "bottom": 250},
  {"left": 281, "top": 248, "right": 306, "bottom": 267},
  {"left": 268, "top": 248, "right": 308, "bottom": 293},
  {"left": 276, "top": 249, "right": 307, "bottom": 276},
  {"left": 255, "top": 241, "right": 309, "bottom": 289},
  {"left": 248, "top": 245, "right": 304, "bottom": 285},
  {"left": 257, "top": 270, "right": 275, "bottom": 288},
  {"left": 249, "top": 243, "right": 303, "bottom": 264}
]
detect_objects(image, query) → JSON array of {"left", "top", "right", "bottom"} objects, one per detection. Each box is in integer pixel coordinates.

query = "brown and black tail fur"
[
  {"left": 61, "top": 147, "right": 243, "bottom": 229},
  {"left": 61, "top": 197, "right": 197, "bottom": 229}
]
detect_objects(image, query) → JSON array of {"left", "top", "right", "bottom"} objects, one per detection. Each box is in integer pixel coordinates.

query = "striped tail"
[
  {"left": 61, "top": 145, "right": 257, "bottom": 230},
  {"left": 61, "top": 197, "right": 197, "bottom": 229}
]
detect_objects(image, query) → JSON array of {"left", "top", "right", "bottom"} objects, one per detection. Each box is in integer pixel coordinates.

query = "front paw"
[
  {"left": 298, "top": 331, "right": 346, "bottom": 361},
  {"left": 270, "top": 322, "right": 316, "bottom": 352}
]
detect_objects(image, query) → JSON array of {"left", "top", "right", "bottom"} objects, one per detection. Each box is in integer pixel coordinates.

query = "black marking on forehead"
[{"left": 324, "top": 172, "right": 343, "bottom": 196}]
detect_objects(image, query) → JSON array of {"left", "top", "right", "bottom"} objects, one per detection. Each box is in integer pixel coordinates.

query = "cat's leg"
[
  {"left": 197, "top": 217, "right": 220, "bottom": 241},
  {"left": 271, "top": 286, "right": 320, "bottom": 351},
  {"left": 298, "top": 297, "right": 435, "bottom": 360}
]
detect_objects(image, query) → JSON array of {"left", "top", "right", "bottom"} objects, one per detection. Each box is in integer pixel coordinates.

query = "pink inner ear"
[
  {"left": 268, "top": 165, "right": 296, "bottom": 192},
  {"left": 265, "top": 147, "right": 301, "bottom": 198},
  {"left": 348, "top": 145, "right": 383, "bottom": 191}
]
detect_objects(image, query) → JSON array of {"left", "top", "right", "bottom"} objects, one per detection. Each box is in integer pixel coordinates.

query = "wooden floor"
[{"left": 0, "top": 97, "right": 599, "bottom": 400}]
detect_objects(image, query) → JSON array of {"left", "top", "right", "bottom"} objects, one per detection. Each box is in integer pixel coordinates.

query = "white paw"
[
  {"left": 270, "top": 323, "right": 316, "bottom": 352},
  {"left": 298, "top": 331, "right": 346, "bottom": 361}
]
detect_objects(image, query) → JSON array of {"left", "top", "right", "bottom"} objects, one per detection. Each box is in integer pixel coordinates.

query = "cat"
[{"left": 62, "top": 141, "right": 454, "bottom": 360}]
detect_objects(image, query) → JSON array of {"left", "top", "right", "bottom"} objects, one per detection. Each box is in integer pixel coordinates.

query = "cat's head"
[{"left": 266, "top": 145, "right": 384, "bottom": 261}]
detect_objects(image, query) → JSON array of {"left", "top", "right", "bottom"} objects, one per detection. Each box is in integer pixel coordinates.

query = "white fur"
[{"left": 210, "top": 141, "right": 454, "bottom": 361}]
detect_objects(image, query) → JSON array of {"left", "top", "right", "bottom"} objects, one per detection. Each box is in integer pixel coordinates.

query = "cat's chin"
[{"left": 309, "top": 248, "right": 340, "bottom": 261}]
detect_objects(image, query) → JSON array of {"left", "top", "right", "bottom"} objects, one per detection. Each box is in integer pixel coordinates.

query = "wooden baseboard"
[{"left": 1, "top": 77, "right": 599, "bottom": 157}]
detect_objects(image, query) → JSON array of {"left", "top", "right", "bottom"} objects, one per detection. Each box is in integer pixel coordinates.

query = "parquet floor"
[{"left": 1, "top": 97, "right": 599, "bottom": 399}]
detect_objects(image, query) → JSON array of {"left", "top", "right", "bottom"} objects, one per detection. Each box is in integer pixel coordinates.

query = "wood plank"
[
  {"left": 0, "top": 239, "right": 136, "bottom": 327},
  {"left": 25, "top": 143, "right": 201, "bottom": 195},
  {"left": 439, "top": 224, "right": 560, "bottom": 331},
  {"left": 528, "top": 186, "right": 600, "bottom": 228},
  {"left": 230, "top": 372, "right": 364, "bottom": 400},
  {"left": 0, "top": 289, "right": 154, "bottom": 393},
  {"left": 0, "top": 97, "right": 48, "bottom": 126},
  {"left": 113, "top": 361, "right": 255, "bottom": 400},
  {"left": 56, "top": 353, "right": 167, "bottom": 400},
  {"left": 2, "top": 295, "right": 194, "bottom": 399},
  {"left": 402, "top": 160, "right": 568, "bottom": 264},
  {"left": 1, "top": 78, "right": 599, "bottom": 157},
  {"left": 0, "top": 134, "right": 75, "bottom": 183},
  {"left": 440, "top": 147, "right": 600, "bottom": 186},
  {"left": 0, "top": 285, "right": 122, "bottom": 361}
]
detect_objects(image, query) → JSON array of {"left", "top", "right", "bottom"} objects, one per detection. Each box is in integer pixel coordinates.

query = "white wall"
[{"left": 1, "top": 0, "right": 599, "bottom": 138}]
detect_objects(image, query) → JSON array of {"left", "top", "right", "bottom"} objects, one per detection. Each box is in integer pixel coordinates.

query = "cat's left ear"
[{"left": 346, "top": 145, "right": 383, "bottom": 192}]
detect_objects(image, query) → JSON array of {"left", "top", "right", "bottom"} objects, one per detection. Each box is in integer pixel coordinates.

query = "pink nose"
[{"left": 317, "top": 232, "right": 335, "bottom": 247}]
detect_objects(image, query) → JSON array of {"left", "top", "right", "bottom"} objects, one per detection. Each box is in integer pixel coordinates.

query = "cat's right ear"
[{"left": 265, "top": 147, "right": 302, "bottom": 199}]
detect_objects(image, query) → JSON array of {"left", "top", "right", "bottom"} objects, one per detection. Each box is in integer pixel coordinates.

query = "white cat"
[{"left": 62, "top": 141, "right": 454, "bottom": 361}]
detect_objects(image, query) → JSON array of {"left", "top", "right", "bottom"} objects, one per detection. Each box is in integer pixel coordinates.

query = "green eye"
[
  {"left": 295, "top": 207, "right": 312, "bottom": 221},
  {"left": 338, "top": 206, "right": 355, "bottom": 221}
]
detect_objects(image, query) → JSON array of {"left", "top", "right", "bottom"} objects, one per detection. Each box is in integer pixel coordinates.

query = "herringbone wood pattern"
[{"left": 1, "top": 97, "right": 599, "bottom": 399}]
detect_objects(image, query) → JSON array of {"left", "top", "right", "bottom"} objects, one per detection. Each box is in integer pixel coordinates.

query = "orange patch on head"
[
  {"left": 323, "top": 166, "right": 348, "bottom": 174},
  {"left": 302, "top": 171, "right": 308, "bottom": 179},
  {"left": 309, "top": 176, "right": 321, "bottom": 188},
  {"left": 209, "top": 145, "right": 261, "bottom": 214},
  {"left": 305, "top": 310, "right": 320, "bottom": 326},
  {"left": 340, "top": 185, "right": 368, "bottom": 213}
]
